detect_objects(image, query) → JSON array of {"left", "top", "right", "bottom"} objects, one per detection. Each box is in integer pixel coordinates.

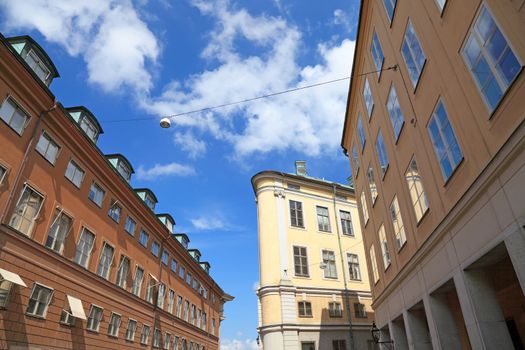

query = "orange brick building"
[{"left": 0, "top": 34, "right": 232, "bottom": 350}]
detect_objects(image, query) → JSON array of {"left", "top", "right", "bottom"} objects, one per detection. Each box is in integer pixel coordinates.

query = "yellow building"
[
  {"left": 252, "top": 162, "right": 375, "bottom": 350},
  {"left": 341, "top": 0, "right": 525, "bottom": 348}
]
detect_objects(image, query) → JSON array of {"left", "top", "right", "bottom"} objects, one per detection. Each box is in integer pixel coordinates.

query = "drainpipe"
[
  {"left": 0, "top": 101, "right": 57, "bottom": 224},
  {"left": 333, "top": 184, "right": 355, "bottom": 350}
]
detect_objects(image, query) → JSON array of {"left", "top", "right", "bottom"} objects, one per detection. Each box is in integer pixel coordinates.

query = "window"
[
  {"left": 293, "top": 246, "right": 309, "bottom": 277},
  {"left": 115, "top": 255, "right": 130, "bottom": 289},
  {"left": 368, "top": 165, "right": 378, "bottom": 204},
  {"left": 125, "top": 319, "right": 137, "bottom": 341},
  {"left": 197, "top": 309, "right": 202, "bottom": 328},
  {"left": 406, "top": 157, "right": 429, "bottom": 222},
  {"left": 174, "top": 337, "right": 180, "bottom": 350},
  {"left": 298, "top": 301, "right": 312, "bottom": 317},
  {"left": 25, "top": 49, "right": 50, "bottom": 82},
  {"left": 59, "top": 306, "right": 75, "bottom": 326},
  {"left": 322, "top": 250, "right": 337, "bottom": 279},
  {"left": 168, "top": 289, "right": 175, "bottom": 313},
  {"left": 183, "top": 300, "right": 190, "bottom": 321},
  {"left": 462, "top": 4, "right": 521, "bottom": 111},
  {"left": 74, "top": 228, "right": 95, "bottom": 268},
  {"left": 202, "top": 312, "right": 207, "bottom": 330},
  {"left": 26, "top": 283, "right": 53, "bottom": 318},
  {"left": 107, "top": 200, "right": 122, "bottom": 223},
  {"left": 45, "top": 209, "right": 72, "bottom": 253},
  {"left": 124, "top": 216, "right": 136, "bottom": 236},
  {"left": 340, "top": 210, "right": 353, "bottom": 236},
  {"left": 64, "top": 160, "right": 84, "bottom": 188},
  {"left": 176, "top": 296, "right": 183, "bottom": 317},
  {"left": 378, "top": 225, "right": 391, "bottom": 269},
  {"left": 402, "top": 21, "right": 426, "bottom": 88},
  {"left": 153, "top": 328, "right": 161, "bottom": 348},
  {"left": 289, "top": 200, "right": 304, "bottom": 228},
  {"left": 376, "top": 130, "right": 389, "bottom": 178},
  {"left": 9, "top": 185, "right": 44, "bottom": 236},
  {"left": 390, "top": 196, "right": 407, "bottom": 249},
  {"left": 0, "top": 280, "right": 13, "bottom": 308},
  {"left": 316, "top": 206, "right": 331, "bottom": 232},
  {"left": 288, "top": 183, "right": 300, "bottom": 190},
  {"left": 96, "top": 242, "right": 114, "bottom": 280},
  {"left": 354, "top": 303, "right": 367, "bottom": 318},
  {"left": 164, "top": 333, "right": 171, "bottom": 350},
  {"left": 179, "top": 266, "right": 186, "bottom": 279},
  {"left": 0, "top": 165, "right": 6, "bottom": 186},
  {"left": 212, "top": 319, "right": 216, "bottom": 335},
  {"left": 370, "top": 245, "right": 379, "bottom": 284},
  {"left": 372, "top": 31, "right": 384, "bottom": 76},
  {"left": 352, "top": 144, "right": 359, "bottom": 176},
  {"left": 151, "top": 241, "right": 160, "bottom": 257},
  {"left": 333, "top": 340, "right": 347, "bottom": 350},
  {"left": 78, "top": 114, "right": 98, "bottom": 142},
  {"left": 161, "top": 250, "right": 169, "bottom": 265},
  {"left": 186, "top": 272, "right": 192, "bottom": 285},
  {"left": 329, "top": 302, "right": 342, "bottom": 317},
  {"left": 428, "top": 100, "right": 463, "bottom": 180},
  {"left": 302, "top": 343, "right": 315, "bottom": 350},
  {"left": 383, "top": 0, "right": 396, "bottom": 22},
  {"left": 116, "top": 161, "right": 131, "bottom": 182},
  {"left": 36, "top": 132, "right": 60, "bottom": 165},
  {"left": 191, "top": 304, "right": 196, "bottom": 325},
  {"left": 0, "top": 97, "right": 28, "bottom": 135},
  {"left": 360, "top": 191, "right": 369, "bottom": 225},
  {"left": 192, "top": 279, "right": 198, "bottom": 290},
  {"left": 386, "top": 85, "right": 405, "bottom": 141},
  {"left": 131, "top": 266, "right": 144, "bottom": 296},
  {"left": 108, "top": 312, "right": 121, "bottom": 337},
  {"left": 141, "top": 325, "right": 151, "bottom": 345},
  {"left": 144, "top": 194, "right": 156, "bottom": 211},
  {"left": 157, "top": 283, "right": 165, "bottom": 309},
  {"left": 86, "top": 305, "right": 104, "bottom": 332},
  {"left": 139, "top": 229, "right": 149, "bottom": 247},
  {"left": 363, "top": 78, "right": 374, "bottom": 119},
  {"left": 357, "top": 114, "right": 366, "bottom": 150},
  {"left": 146, "top": 276, "right": 156, "bottom": 304},
  {"left": 88, "top": 182, "right": 105, "bottom": 207},
  {"left": 170, "top": 259, "right": 177, "bottom": 273},
  {"left": 347, "top": 253, "right": 362, "bottom": 281}
]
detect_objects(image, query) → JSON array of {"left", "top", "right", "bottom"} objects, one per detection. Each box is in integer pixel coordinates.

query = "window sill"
[
  {"left": 442, "top": 157, "right": 464, "bottom": 187},
  {"left": 65, "top": 177, "right": 82, "bottom": 189},
  {"left": 88, "top": 198, "right": 103, "bottom": 208},
  {"left": 298, "top": 315, "right": 313, "bottom": 318},
  {"left": 25, "top": 313, "right": 46, "bottom": 320},
  {"left": 415, "top": 208, "right": 430, "bottom": 227},
  {"left": 36, "top": 151, "right": 57, "bottom": 167},
  {"left": 487, "top": 66, "right": 524, "bottom": 120},
  {"left": 317, "top": 230, "right": 333, "bottom": 235}
]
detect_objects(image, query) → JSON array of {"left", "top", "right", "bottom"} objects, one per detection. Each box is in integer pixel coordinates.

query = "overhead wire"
[{"left": 104, "top": 65, "right": 398, "bottom": 124}]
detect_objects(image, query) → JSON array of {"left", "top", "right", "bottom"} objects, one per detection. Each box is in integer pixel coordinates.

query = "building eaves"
[
  {"left": 6, "top": 35, "right": 60, "bottom": 78},
  {"left": 65, "top": 106, "right": 105, "bottom": 135},
  {"left": 340, "top": 0, "right": 366, "bottom": 153},
  {"left": 105, "top": 153, "right": 136, "bottom": 174}
]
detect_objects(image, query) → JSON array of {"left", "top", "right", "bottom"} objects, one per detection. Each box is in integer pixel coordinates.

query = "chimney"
[{"left": 295, "top": 161, "right": 307, "bottom": 177}]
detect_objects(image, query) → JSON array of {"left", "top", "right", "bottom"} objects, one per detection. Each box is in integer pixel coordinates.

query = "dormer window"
[
  {"left": 25, "top": 50, "right": 50, "bottom": 83},
  {"left": 66, "top": 107, "right": 103, "bottom": 144},
  {"left": 174, "top": 234, "right": 189, "bottom": 250},
  {"left": 106, "top": 155, "right": 134, "bottom": 183},
  {"left": 79, "top": 114, "right": 98, "bottom": 142},
  {"left": 134, "top": 189, "right": 158, "bottom": 211},
  {"left": 157, "top": 214, "right": 176, "bottom": 233},
  {"left": 7, "top": 36, "right": 59, "bottom": 87},
  {"left": 189, "top": 249, "right": 201, "bottom": 262}
]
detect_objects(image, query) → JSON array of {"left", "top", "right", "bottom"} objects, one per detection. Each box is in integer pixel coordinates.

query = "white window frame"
[
  {"left": 86, "top": 304, "right": 104, "bottom": 332},
  {"left": 107, "top": 200, "right": 122, "bottom": 223},
  {"left": 96, "top": 241, "right": 115, "bottom": 280},
  {"left": 401, "top": 20, "right": 426, "bottom": 88},
  {"left": 107, "top": 312, "right": 122, "bottom": 337},
  {"left": 141, "top": 324, "right": 151, "bottom": 345},
  {"left": 378, "top": 224, "right": 391, "bottom": 269},
  {"left": 25, "top": 283, "right": 53, "bottom": 318},
  {"left": 360, "top": 191, "right": 369, "bottom": 225},
  {"left": 25, "top": 49, "right": 51, "bottom": 82},
  {"left": 390, "top": 196, "right": 407, "bottom": 250},
  {"left": 151, "top": 240, "right": 160, "bottom": 257},
  {"left": 368, "top": 164, "right": 378, "bottom": 205},
  {"left": 167, "top": 289, "right": 175, "bottom": 313},
  {"left": 153, "top": 328, "right": 161, "bottom": 348},
  {"left": 289, "top": 200, "right": 305, "bottom": 228},
  {"left": 321, "top": 249, "right": 337, "bottom": 279},
  {"left": 0, "top": 96, "right": 30, "bottom": 135},
  {"left": 44, "top": 208, "right": 73, "bottom": 254},
  {"left": 64, "top": 159, "right": 85, "bottom": 188},
  {"left": 406, "top": 157, "right": 429, "bottom": 222},
  {"left": 139, "top": 229, "right": 149, "bottom": 247},
  {"left": 0, "top": 279, "right": 14, "bottom": 308},
  {"left": 125, "top": 318, "right": 137, "bottom": 341},
  {"left": 316, "top": 206, "right": 331, "bottom": 232},
  {"left": 115, "top": 255, "right": 130, "bottom": 289},
  {"left": 124, "top": 216, "right": 136, "bottom": 236},
  {"left": 88, "top": 182, "right": 105, "bottom": 207},
  {"left": 363, "top": 78, "right": 374, "bottom": 119},
  {"left": 339, "top": 210, "right": 354, "bottom": 236},
  {"left": 131, "top": 265, "right": 144, "bottom": 297},
  {"left": 328, "top": 301, "right": 342, "bottom": 318},
  {"left": 370, "top": 245, "right": 380, "bottom": 284},
  {"left": 298, "top": 301, "right": 312, "bottom": 317},
  {"left": 35, "top": 131, "right": 60, "bottom": 165},
  {"left": 74, "top": 227, "right": 96, "bottom": 268},
  {"left": 347, "top": 253, "right": 362, "bottom": 281},
  {"left": 386, "top": 84, "right": 405, "bottom": 141},
  {"left": 9, "top": 184, "right": 44, "bottom": 236}
]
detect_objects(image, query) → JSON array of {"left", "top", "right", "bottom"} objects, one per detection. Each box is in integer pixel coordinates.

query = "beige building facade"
[
  {"left": 252, "top": 163, "right": 375, "bottom": 350},
  {"left": 341, "top": 0, "right": 525, "bottom": 349}
]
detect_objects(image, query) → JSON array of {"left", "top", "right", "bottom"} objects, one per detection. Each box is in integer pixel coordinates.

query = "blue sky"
[{"left": 0, "top": 0, "right": 359, "bottom": 348}]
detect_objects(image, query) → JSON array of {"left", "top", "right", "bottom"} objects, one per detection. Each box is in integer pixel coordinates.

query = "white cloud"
[
  {"left": 142, "top": 0, "right": 355, "bottom": 159},
  {"left": 173, "top": 131, "right": 207, "bottom": 159},
  {"left": 333, "top": 8, "right": 352, "bottom": 32},
  {"left": 136, "top": 162, "right": 196, "bottom": 180},
  {"left": 221, "top": 338, "right": 259, "bottom": 350},
  {"left": 0, "top": 0, "right": 159, "bottom": 93},
  {"left": 190, "top": 216, "right": 230, "bottom": 231}
]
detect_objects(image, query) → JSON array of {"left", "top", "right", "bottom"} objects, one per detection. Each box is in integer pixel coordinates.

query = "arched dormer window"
[
  {"left": 7, "top": 36, "right": 59, "bottom": 86},
  {"left": 134, "top": 188, "right": 157, "bottom": 211},
  {"left": 174, "top": 234, "right": 190, "bottom": 250},
  {"left": 188, "top": 249, "right": 201, "bottom": 262},
  {"left": 106, "top": 154, "right": 134, "bottom": 182},
  {"left": 157, "top": 214, "right": 176, "bottom": 233},
  {"left": 66, "top": 106, "right": 103, "bottom": 143}
]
